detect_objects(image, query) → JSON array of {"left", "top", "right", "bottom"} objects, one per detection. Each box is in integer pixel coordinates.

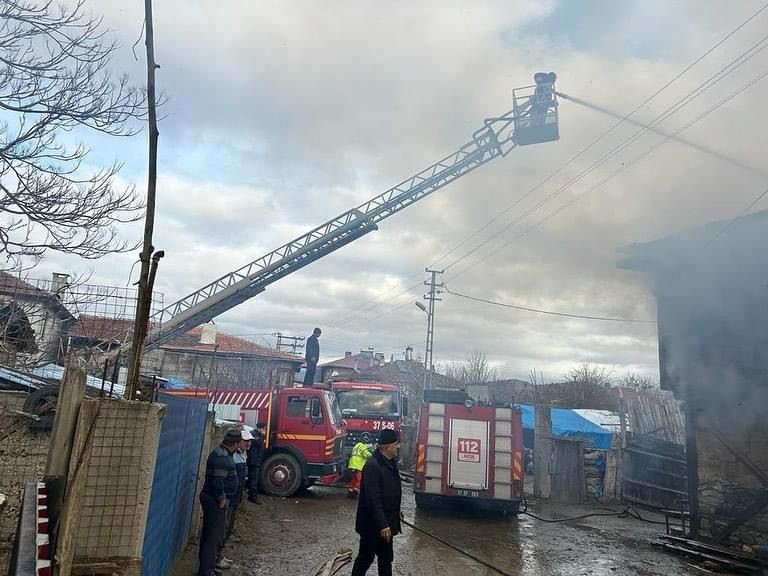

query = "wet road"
[{"left": 173, "top": 486, "right": 700, "bottom": 576}]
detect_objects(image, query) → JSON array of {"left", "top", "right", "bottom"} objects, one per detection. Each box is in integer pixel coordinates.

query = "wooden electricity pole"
[{"left": 126, "top": 0, "right": 162, "bottom": 399}]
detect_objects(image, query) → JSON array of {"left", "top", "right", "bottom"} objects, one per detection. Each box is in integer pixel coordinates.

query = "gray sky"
[{"left": 35, "top": 0, "right": 768, "bottom": 381}]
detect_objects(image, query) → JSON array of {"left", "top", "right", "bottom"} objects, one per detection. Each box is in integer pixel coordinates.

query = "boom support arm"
[{"left": 141, "top": 103, "right": 529, "bottom": 351}]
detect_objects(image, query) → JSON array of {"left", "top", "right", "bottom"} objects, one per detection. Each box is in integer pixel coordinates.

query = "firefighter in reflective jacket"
[{"left": 347, "top": 441, "right": 373, "bottom": 499}]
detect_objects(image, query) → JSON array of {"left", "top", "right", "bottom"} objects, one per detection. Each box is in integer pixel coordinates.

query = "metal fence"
[{"left": 141, "top": 392, "right": 209, "bottom": 576}]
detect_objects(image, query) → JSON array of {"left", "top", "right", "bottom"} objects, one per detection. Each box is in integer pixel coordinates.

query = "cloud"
[{"left": 35, "top": 0, "right": 768, "bottom": 380}]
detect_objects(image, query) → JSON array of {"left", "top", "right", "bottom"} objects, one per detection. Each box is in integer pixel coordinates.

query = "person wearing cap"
[
  {"left": 224, "top": 428, "right": 253, "bottom": 542},
  {"left": 303, "top": 327, "right": 321, "bottom": 387},
  {"left": 198, "top": 428, "right": 239, "bottom": 576},
  {"left": 350, "top": 429, "right": 403, "bottom": 576}
]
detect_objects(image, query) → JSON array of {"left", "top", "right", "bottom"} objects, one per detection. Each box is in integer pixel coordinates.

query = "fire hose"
[{"left": 401, "top": 502, "right": 666, "bottom": 576}]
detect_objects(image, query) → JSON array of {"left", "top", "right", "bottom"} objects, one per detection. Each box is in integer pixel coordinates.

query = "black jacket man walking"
[{"left": 351, "top": 429, "right": 402, "bottom": 576}]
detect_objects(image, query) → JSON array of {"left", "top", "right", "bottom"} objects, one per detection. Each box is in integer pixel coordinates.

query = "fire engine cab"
[{"left": 414, "top": 389, "right": 524, "bottom": 514}]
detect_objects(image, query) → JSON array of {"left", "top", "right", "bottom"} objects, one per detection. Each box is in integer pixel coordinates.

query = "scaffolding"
[{"left": 0, "top": 271, "right": 163, "bottom": 375}]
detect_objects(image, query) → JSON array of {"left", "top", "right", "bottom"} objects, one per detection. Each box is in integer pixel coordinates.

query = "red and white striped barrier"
[{"left": 35, "top": 482, "right": 50, "bottom": 576}]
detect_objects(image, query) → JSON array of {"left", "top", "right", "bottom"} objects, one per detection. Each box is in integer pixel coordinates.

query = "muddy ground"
[{"left": 172, "top": 484, "right": 707, "bottom": 576}]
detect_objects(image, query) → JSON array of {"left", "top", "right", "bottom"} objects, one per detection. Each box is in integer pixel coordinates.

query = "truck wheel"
[
  {"left": 23, "top": 385, "right": 61, "bottom": 431},
  {"left": 261, "top": 453, "right": 303, "bottom": 497}
]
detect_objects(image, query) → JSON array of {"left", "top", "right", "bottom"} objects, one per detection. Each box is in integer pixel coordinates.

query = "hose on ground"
[
  {"left": 402, "top": 518, "right": 517, "bottom": 576},
  {"left": 520, "top": 497, "right": 667, "bottom": 525},
  {"left": 402, "top": 501, "right": 666, "bottom": 575}
]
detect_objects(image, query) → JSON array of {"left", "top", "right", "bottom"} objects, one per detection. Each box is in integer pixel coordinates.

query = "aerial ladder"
[{"left": 139, "top": 74, "right": 561, "bottom": 352}]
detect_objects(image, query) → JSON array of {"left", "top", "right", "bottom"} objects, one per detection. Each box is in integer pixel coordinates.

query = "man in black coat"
[
  {"left": 351, "top": 429, "right": 403, "bottom": 576},
  {"left": 246, "top": 423, "right": 265, "bottom": 504},
  {"left": 303, "top": 327, "right": 321, "bottom": 387}
]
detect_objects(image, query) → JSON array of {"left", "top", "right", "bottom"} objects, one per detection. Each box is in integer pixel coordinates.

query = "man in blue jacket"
[
  {"left": 351, "top": 429, "right": 403, "bottom": 576},
  {"left": 198, "top": 428, "right": 239, "bottom": 576}
]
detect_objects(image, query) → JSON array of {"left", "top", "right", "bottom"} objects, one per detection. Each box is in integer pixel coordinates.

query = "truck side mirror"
[{"left": 310, "top": 397, "right": 322, "bottom": 424}]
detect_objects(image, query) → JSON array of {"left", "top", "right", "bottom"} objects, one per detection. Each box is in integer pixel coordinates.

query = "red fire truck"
[
  {"left": 330, "top": 380, "right": 405, "bottom": 454},
  {"left": 414, "top": 389, "right": 524, "bottom": 514},
  {"left": 167, "top": 386, "right": 346, "bottom": 497}
]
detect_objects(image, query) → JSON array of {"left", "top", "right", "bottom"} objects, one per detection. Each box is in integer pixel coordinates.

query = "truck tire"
[
  {"left": 261, "top": 453, "right": 303, "bottom": 497},
  {"left": 23, "top": 385, "right": 61, "bottom": 432}
]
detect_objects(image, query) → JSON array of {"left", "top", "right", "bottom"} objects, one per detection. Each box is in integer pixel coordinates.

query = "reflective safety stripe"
[
  {"left": 512, "top": 451, "right": 523, "bottom": 481},
  {"left": 416, "top": 444, "right": 425, "bottom": 473},
  {"left": 276, "top": 433, "right": 326, "bottom": 441}
]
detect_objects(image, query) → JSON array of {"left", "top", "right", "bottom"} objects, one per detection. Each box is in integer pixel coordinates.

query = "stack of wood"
[{"left": 653, "top": 534, "right": 768, "bottom": 574}]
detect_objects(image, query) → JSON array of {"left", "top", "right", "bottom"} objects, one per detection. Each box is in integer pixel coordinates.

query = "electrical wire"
[
  {"left": 443, "top": 285, "right": 655, "bottom": 324},
  {"left": 442, "top": 31, "right": 768, "bottom": 276},
  {"left": 703, "top": 185, "right": 768, "bottom": 247},
  {"left": 320, "top": 3, "right": 768, "bottom": 326},
  {"left": 446, "top": 65, "right": 768, "bottom": 284}
]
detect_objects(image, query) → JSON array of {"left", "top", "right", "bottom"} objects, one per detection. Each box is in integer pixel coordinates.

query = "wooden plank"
[
  {"left": 623, "top": 477, "right": 688, "bottom": 496},
  {"left": 653, "top": 541, "right": 759, "bottom": 572},
  {"left": 46, "top": 367, "right": 87, "bottom": 477},
  {"left": 624, "top": 446, "right": 686, "bottom": 464},
  {"left": 54, "top": 400, "right": 99, "bottom": 576},
  {"left": 660, "top": 535, "right": 765, "bottom": 563}
]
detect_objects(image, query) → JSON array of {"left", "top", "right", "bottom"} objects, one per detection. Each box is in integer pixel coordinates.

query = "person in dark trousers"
[
  {"left": 350, "top": 429, "right": 403, "bottom": 576},
  {"left": 246, "top": 423, "right": 265, "bottom": 504},
  {"left": 198, "top": 428, "right": 240, "bottom": 576},
  {"left": 225, "top": 428, "right": 253, "bottom": 541},
  {"left": 303, "top": 327, "right": 321, "bottom": 387}
]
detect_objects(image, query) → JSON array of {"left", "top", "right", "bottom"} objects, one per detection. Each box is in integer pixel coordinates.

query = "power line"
[
  {"left": 447, "top": 64, "right": 768, "bottom": 283},
  {"left": 704, "top": 185, "right": 768, "bottom": 247},
  {"left": 444, "top": 285, "right": 656, "bottom": 324},
  {"left": 442, "top": 31, "right": 768, "bottom": 275},
  {"left": 320, "top": 5, "right": 768, "bottom": 334}
]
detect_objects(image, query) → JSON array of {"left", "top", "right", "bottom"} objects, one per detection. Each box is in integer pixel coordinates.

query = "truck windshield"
[
  {"left": 324, "top": 391, "right": 344, "bottom": 427},
  {"left": 336, "top": 389, "right": 399, "bottom": 418}
]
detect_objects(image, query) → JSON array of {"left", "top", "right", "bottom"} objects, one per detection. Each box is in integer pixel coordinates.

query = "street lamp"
[{"left": 414, "top": 300, "right": 433, "bottom": 392}]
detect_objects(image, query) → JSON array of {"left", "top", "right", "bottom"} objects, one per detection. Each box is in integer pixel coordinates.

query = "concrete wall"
[{"left": 71, "top": 399, "right": 164, "bottom": 567}]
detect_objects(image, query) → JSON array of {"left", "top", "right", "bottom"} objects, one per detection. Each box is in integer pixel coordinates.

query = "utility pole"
[
  {"left": 422, "top": 268, "right": 443, "bottom": 390},
  {"left": 126, "top": 0, "right": 162, "bottom": 400},
  {"left": 273, "top": 332, "right": 305, "bottom": 354}
]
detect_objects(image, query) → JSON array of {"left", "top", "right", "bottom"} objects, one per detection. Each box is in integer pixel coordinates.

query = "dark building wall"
[{"left": 653, "top": 259, "right": 768, "bottom": 546}]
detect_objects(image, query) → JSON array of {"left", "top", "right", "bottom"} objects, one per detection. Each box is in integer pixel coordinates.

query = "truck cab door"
[{"left": 282, "top": 394, "right": 324, "bottom": 463}]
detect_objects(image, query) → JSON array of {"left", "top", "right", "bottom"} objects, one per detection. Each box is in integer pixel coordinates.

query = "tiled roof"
[
  {"left": 0, "top": 272, "right": 40, "bottom": 293},
  {"left": 70, "top": 314, "right": 134, "bottom": 342},
  {"left": 161, "top": 326, "right": 303, "bottom": 362}
]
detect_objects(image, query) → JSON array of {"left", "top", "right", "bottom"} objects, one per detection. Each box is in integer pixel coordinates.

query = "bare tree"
[
  {"left": 621, "top": 372, "right": 658, "bottom": 390},
  {"left": 0, "top": 0, "right": 146, "bottom": 267},
  {"left": 461, "top": 351, "right": 497, "bottom": 385},
  {"left": 567, "top": 362, "right": 614, "bottom": 387}
]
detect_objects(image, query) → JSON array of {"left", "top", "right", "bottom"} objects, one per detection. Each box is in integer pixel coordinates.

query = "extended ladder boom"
[{"left": 141, "top": 77, "right": 559, "bottom": 351}]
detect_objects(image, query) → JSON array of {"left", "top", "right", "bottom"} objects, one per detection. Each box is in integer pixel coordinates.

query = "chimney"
[
  {"left": 51, "top": 273, "right": 70, "bottom": 295},
  {"left": 405, "top": 346, "right": 413, "bottom": 362},
  {"left": 374, "top": 353, "right": 384, "bottom": 366},
  {"left": 345, "top": 351, "right": 352, "bottom": 358},
  {"left": 200, "top": 323, "right": 217, "bottom": 345}
]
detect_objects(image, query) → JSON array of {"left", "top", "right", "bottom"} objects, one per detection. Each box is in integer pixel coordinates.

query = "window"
[{"left": 286, "top": 396, "right": 309, "bottom": 418}]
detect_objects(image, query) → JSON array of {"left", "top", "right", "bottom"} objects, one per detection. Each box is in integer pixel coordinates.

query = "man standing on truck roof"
[
  {"left": 351, "top": 429, "right": 403, "bottom": 576},
  {"left": 303, "top": 327, "right": 321, "bottom": 387},
  {"left": 198, "top": 428, "right": 240, "bottom": 576}
]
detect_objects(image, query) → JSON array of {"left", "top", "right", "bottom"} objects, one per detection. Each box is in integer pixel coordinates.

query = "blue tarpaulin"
[{"left": 519, "top": 404, "right": 613, "bottom": 449}]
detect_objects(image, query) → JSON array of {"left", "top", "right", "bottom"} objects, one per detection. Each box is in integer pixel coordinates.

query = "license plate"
[{"left": 456, "top": 489, "right": 480, "bottom": 497}]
